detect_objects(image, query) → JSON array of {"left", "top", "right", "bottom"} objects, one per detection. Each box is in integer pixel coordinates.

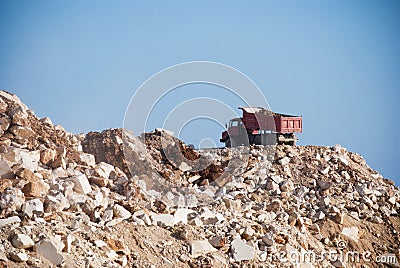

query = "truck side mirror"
[{"left": 225, "top": 123, "right": 227, "bottom": 129}]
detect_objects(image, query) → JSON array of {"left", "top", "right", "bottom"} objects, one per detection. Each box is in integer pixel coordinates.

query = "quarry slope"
[{"left": 0, "top": 90, "right": 399, "bottom": 268}]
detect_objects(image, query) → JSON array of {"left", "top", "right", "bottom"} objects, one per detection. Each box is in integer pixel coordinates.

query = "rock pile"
[{"left": 0, "top": 90, "right": 399, "bottom": 268}]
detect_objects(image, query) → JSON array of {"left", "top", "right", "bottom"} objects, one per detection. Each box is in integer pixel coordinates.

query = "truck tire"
[{"left": 225, "top": 139, "right": 231, "bottom": 148}]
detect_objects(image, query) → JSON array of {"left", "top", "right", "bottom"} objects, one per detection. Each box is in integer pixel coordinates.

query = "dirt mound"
[{"left": 81, "top": 129, "right": 129, "bottom": 175}]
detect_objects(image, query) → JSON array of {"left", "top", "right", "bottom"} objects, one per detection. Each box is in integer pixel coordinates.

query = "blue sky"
[{"left": 0, "top": 1, "right": 399, "bottom": 184}]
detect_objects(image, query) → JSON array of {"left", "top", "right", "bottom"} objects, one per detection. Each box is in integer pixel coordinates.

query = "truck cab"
[{"left": 220, "top": 118, "right": 246, "bottom": 147}]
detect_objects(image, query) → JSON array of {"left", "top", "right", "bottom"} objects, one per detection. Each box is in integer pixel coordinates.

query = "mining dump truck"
[{"left": 220, "top": 107, "right": 302, "bottom": 147}]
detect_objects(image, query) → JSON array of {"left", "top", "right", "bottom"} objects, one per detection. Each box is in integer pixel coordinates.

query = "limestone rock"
[
  {"left": 34, "top": 238, "right": 65, "bottom": 266},
  {"left": 0, "top": 216, "right": 21, "bottom": 227},
  {"left": 342, "top": 226, "right": 359, "bottom": 242},
  {"left": 190, "top": 240, "right": 217, "bottom": 258},
  {"left": 11, "top": 234, "right": 34, "bottom": 249},
  {"left": 113, "top": 204, "right": 131, "bottom": 220},
  {"left": 40, "top": 148, "right": 56, "bottom": 166},
  {"left": 10, "top": 252, "right": 28, "bottom": 262},
  {"left": 278, "top": 157, "right": 290, "bottom": 165},
  {"left": 69, "top": 174, "right": 92, "bottom": 194},
  {"left": 22, "top": 198, "right": 44, "bottom": 217},
  {"left": 231, "top": 238, "right": 255, "bottom": 261}
]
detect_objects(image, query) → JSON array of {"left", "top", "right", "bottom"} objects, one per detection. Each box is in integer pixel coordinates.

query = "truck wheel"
[{"left": 225, "top": 139, "right": 231, "bottom": 148}]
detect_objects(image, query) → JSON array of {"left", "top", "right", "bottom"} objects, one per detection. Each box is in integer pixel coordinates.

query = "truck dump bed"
[{"left": 240, "top": 107, "right": 302, "bottom": 133}]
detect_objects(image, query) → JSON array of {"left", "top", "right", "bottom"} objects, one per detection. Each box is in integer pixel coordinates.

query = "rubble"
[{"left": 0, "top": 90, "right": 399, "bottom": 267}]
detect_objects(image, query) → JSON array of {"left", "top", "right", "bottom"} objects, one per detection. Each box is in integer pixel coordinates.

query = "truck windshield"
[{"left": 230, "top": 121, "right": 239, "bottom": 127}]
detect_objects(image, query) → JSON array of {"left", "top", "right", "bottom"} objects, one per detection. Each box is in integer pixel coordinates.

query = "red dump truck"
[{"left": 220, "top": 107, "right": 302, "bottom": 147}]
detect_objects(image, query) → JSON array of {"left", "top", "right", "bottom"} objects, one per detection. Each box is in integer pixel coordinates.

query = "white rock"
[
  {"left": 106, "top": 250, "right": 118, "bottom": 261},
  {"left": 231, "top": 238, "right": 255, "bottom": 261},
  {"left": 16, "top": 149, "right": 40, "bottom": 172},
  {"left": 320, "top": 196, "right": 330, "bottom": 207},
  {"left": 162, "top": 256, "right": 174, "bottom": 268},
  {"left": 94, "top": 240, "right": 107, "bottom": 248},
  {"left": 79, "top": 153, "right": 96, "bottom": 167},
  {"left": 155, "top": 128, "right": 174, "bottom": 136},
  {"left": 191, "top": 240, "right": 217, "bottom": 258},
  {"left": 387, "top": 196, "right": 397, "bottom": 206},
  {"left": 10, "top": 252, "right": 28, "bottom": 262},
  {"left": 173, "top": 208, "right": 195, "bottom": 225},
  {"left": 45, "top": 192, "right": 70, "bottom": 212},
  {"left": 337, "top": 156, "right": 349, "bottom": 166},
  {"left": 34, "top": 238, "right": 64, "bottom": 266},
  {"left": 151, "top": 214, "right": 174, "bottom": 226},
  {"left": 113, "top": 135, "right": 123, "bottom": 145},
  {"left": 113, "top": 204, "right": 131, "bottom": 219},
  {"left": 257, "top": 212, "right": 276, "bottom": 223},
  {"left": 40, "top": 117, "right": 53, "bottom": 125},
  {"left": 200, "top": 208, "right": 225, "bottom": 225},
  {"left": 320, "top": 167, "right": 330, "bottom": 175},
  {"left": 0, "top": 188, "right": 25, "bottom": 212},
  {"left": 278, "top": 157, "right": 290, "bottom": 165},
  {"left": 105, "top": 218, "right": 124, "bottom": 227},
  {"left": 11, "top": 234, "right": 34, "bottom": 249},
  {"left": 94, "top": 162, "right": 115, "bottom": 178},
  {"left": 314, "top": 211, "right": 325, "bottom": 221},
  {"left": 342, "top": 226, "right": 359, "bottom": 242},
  {"left": 62, "top": 234, "right": 74, "bottom": 253},
  {"left": 188, "top": 175, "right": 201, "bottom": 183},
  {"left": 341, "top": 171, "right": 350, "bottom": 180},
  {"left": 22, "top": 198, "right": 44, "bottom": 217},
  {"left": 0, "top": 216, "right": 21, "bottom": 227},
  {"left": 280, "top": 179, "right": 294, "bottom": 192},
  {"left": 69, "top": 174, "right": 92, "bottom": 194},
  {"left": 270, "top": 175, "right": 283, "bottom": 184},
  {"left": 179, "top": 162, "right": 191, "bottom": 172}
]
